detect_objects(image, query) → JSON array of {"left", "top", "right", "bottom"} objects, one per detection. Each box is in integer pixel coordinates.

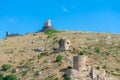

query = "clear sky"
[{"left": 0, "top": 0, "right": 120, "bottom": 38}]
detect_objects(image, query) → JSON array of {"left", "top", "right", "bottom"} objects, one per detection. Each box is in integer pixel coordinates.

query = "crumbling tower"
[
  {"left": 58, "top": 38, "right": 71, "bottom": 50},
  {"left": 73, "top": 55, "right": 87, "bottom": 72},
  {"left": 42, "top": 19, "right": 54, "bottom": 32},
  {"left": 44, "top": 19, "right": 51, "bottom": 26},
  {"left": 6, "top": 32, "right": 9, "bottom": 37}
]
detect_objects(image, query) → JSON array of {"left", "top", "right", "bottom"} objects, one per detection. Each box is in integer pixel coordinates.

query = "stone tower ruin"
[
  {"left": 73, "top": 55, "right": 87, "bottom": 71},
  {"left": 67, "top": 55, "right": 118, "bottom": 80},
  {"left": 58, "top": 38, "right": 71, "bottom": 50},
  {"left": 44, "top": 19, "right": 51, "bottom": 26},
  {"left": 42, "top": 19, "right": 54, "bottom": 32}
]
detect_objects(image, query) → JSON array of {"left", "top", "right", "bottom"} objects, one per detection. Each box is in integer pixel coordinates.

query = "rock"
[
  {"left": 34, "top": 47, "right": 44, "bottom": 52},
  {"left": 104, "top": 36, "right": 112, "bottom": 45},
  {"left": 44, "top": 59, "right": 52, "bottom": 63},
  {"left": 34, "top": 71, "right": 42, "bottom": 76},
  {"left": 31, "top": 40, "right": 35, "bottom": 44},
  {"left": 53, "top": 48, "right": 60, "bottom": 52}
]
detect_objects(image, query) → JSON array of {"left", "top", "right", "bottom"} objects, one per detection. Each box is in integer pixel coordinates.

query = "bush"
[
  {"left": 21, "top": 70, "right": 28, "bottom": 76},
  {"left": 0, "top": 77, "right": 3, "bottom": 80},
  {"left": 94, "top": 47, "right": 100, "bottom": 54},
  {"left": 78, "top": 51, "right": 85, "bottom": 55},
  {"left": 96, "top": 66, "right": 100, "bottom": 70},
  {"left": 103, "top": 65, "right": 107, "bottom": 69},
  {"left": 44, "top": 77, "right": 50, "bottom": 80},
  {"left": 40, "top": 51, "right": 49, "bottom": 56},
  {"left": 63, "top": 74, "right": 70, "bottom": 80},
  {"left": 1, "top": 64, "right": 11, "bottom": 71},
  {"left": 4, "top": 74, "right": 17, "bottom": 80},
  {"left": 0, "top": 74, "right": 3, "bottom": 80},
  {"left": 56, "top": 55, "right": 62, "bottom": 62},
  {"left": 38, "top": 51, "right": 49, "bottom": 59},
  {"left": 67, "top": 66, "right": 72, "bottom": 69},
  {"left": 45, "top": 29, "right": 60, "bottom": 36}
]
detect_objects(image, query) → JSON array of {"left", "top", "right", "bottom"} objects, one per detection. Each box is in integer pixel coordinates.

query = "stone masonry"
[
  {"left": 42, "top": 19, "right": 54, "bottom": 32},
  {"left": 67, "top": 55, "right": 118, "bottom": 80},
  {"left": 58, "top": 38, "right": 71, "bottom": 50}
]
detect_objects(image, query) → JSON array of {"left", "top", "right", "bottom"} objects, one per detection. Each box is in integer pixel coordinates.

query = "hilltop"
[{"left": 0, "top": 30, "right": 120, "bottom": 80}]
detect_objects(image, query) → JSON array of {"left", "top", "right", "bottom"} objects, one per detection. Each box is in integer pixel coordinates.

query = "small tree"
[
  {"left": 56, "top": 54, "right": 62, "bottom": 62},
  {"left": 4, "top": 74, "right": 17, "bottom": 80},
  {"left": 0, "top": 77, "right": 3, "bottom": 80},
  {"left": 63, "top": 74, "right": 70, "bottom": 80},
  {"left": 1, "top": 64, "right": 11, "bottom": 71},
  {"left": 0, "top": 75, "right": 3, "bottom": 80}
]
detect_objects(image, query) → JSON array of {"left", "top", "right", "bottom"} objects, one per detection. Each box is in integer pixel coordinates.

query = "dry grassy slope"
[{"left": 0, "top": 30, "right": 120, "bottom": 80}]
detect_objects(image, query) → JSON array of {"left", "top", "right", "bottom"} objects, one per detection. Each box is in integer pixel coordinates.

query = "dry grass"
[{"left": 0, "top": 31, "right": 120, "bottom": 80}]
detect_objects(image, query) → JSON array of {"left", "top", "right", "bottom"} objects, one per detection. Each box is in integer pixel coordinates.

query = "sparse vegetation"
[
  {"left": 1, "top": 64, "right": 11, "bottom": 71},
  {"left": 56, "top": 54, "right": 62, "bottom": 62},
  {"left": 96, "top": 66, "right": 100, "bottom": 70},
  {"left": 4, "top": 50, "right": 14, "bottom": 54},
  {"left": 4, "top": 74, "right": 17, "bottom": 80},
  {"left": 0, "top": 74, "right": 17, "bottom": 80},
  {"left": 0, "top": 31, "right": 120, "bottom": 79},
  {"left": 103, "top": 65, "right": 107, "bottom": 69},
  {"left": 21, "top": 70, "right": 28, "bottom": 76},
  {"left": 18, "top": 49, "right": 26, "bottom": 53},
  {"left": 78, "top": 51, "right": 85, "bottom": 55},
  {"left": 63, "top": 74, "right": 70, "bottom": 80},
  {"left": 44, "top": 29, "right": 60, "bottom": 36},
  {"left": 37, "top": 51, "right": 49, "bottom": 59},
  {"left": 94, "top": 47, "right": 100, "bottom": 54},
  {"left": 67, "top": 66, "right": 72, "bottom": 69}
]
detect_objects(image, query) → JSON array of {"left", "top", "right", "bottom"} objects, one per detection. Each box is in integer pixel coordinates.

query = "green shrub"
[
  {"left": 21, "top": 70, "right": 28, "bottom": 76},
  {"left": 56, "top": 55, "right": 62, "bottom": 62},
  {"left": 94, "top": 47, "right": 100, "bottom": 54},
  {"left": 45, "top": 30, "right": 60, "bottom": 36},
  {"left": 4, "top": 74, "right": 17, "bottom": 80},
  {"left": 44, "top": 77, "right": 50, "bottom": 80},
  {"left": 103, "top": 65, "right": 107, "bottom": 69},
  {"left": 0, "top": 74, "right": 3, "bottom": 80},
  {"left": 38, "top": 51, "right": 49, "bottom": 59},
  {"left": 67, "top": 66, "right": 72, "bottom": 69},
  {"left": 40, "top": 51, "right": 49, "bottom": 56},
  {"left": 1, "top": 64, "right": 11, "bottom": 71},
  {"left": 96, "top": 66, "right": 100, "bottom": 70},
  {"left": 18, "top": 49, "right": 26, "bottom": 53},
  {"left": 5, "top": 50, "right": 14, "bottom": 54},
  {"left": 0, "top": 77, "right": 3, "bottom": 80},
  {"left": 55, "top": 78, "right": 58, "bottom": 80},
  {"left": 78, "top": 51, "right": 85, "bottom": 55},
  {"left": 63, "top": 74, "right": 70, "bottom": 80}
]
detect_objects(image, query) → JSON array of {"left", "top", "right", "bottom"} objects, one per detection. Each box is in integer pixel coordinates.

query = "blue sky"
[{"left": 0, "top": 0, "right": 120, "bottom": 38}]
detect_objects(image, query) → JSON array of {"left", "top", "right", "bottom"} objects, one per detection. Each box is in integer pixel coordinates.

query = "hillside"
[{"left": 0, "top": 30, "right": 120, "bottom": 80}]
